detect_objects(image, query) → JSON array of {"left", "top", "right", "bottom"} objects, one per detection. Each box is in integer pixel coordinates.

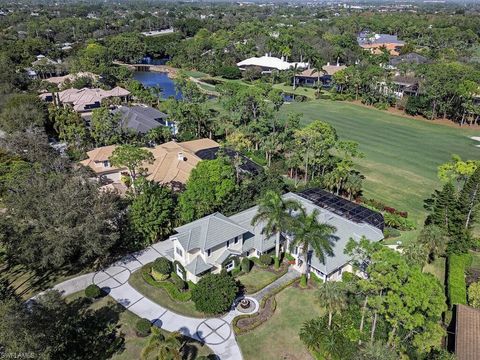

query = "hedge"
[
  {"left": 85, "top": 284, "right": 102, "bottom": 298},
  {"left": 141, "top": 265, "right": 192, "bottom": 302},
  {"left": 447, "top": 254, "right": 472, "bottom": 308}
]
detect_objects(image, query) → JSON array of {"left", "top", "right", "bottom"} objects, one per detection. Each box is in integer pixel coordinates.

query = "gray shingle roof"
[
  {"left": 114, "top": 105, "right": 168, "bottom": 134},
  {"left": 185, "top": 256, "right": 213, "bottom": 276},
  {"left": 216, "top": 249, "right": 242, "bottom": 266},
  {"left": 174, "top": 212, "right": 249, "bottom": 252}
]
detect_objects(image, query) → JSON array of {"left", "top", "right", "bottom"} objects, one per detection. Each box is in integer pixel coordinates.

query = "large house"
[
  {"left": 237, "top": 54, "right": 308, "bottom": 73},
  {"left": 80, "top": 139, "right": 260, "bottom": 191},
  {"left": 40, "top": 86, "right": 130, "bottom": 113},
  {"left": 293, "top": 63, "right": 347, "bottom": 89},
  {"left": 454, "top": 304, "right": 480, "bottom": 360},
  {"left": 169, "top": 189, "right": 384, "bottom": 283},
  {"left": 113, "top": 105, "right": 176, "bottom": 135},
  {"left": 357, "top": 32, "right": 405, "bottom": 56}
]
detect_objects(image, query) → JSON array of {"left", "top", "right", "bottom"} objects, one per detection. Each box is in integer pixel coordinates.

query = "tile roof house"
[
  {"left": 40, "top": 87, "right": 130, "bottom": 112},
  {"left": 455, "top": 304, "right": 480, "bottom": 360},
  {"left": 113, "top": 105, "right": 176, "bottom": 135},
  {"left": 80, "top": 138, "right": 220, "bottom": 190},
  {"left": 357, "top": 32, "right": 405, "bottom": 56},
  {"left": 169, "top": 191, "right": 384, "bottom": 283},
  {"left": 294, "top": 63, "right": 347, "bottom": 89},
  {"left": 388, "top": 52, "right": 428, "bottom": 68}
]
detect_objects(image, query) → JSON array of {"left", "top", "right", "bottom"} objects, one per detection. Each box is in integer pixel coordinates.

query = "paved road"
[{"left": 48, "top": 239, "right": 300, "bottom": 360}]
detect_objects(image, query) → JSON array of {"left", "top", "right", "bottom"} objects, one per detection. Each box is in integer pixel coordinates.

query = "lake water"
[{"left": 133, "top": 71, "right": 182, "bottom": 100}]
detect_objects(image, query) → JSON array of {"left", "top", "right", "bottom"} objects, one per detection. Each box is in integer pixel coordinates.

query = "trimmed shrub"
[
  {"left": 383, "top": 227, "right": 401, "bottom": 239},
  {"left": 284, "top": 252, "right": 295, "bottom": 261},
  {"left": 231, "top": 267, "right": 241, "bottom": 277},
  {"left": 135, "top": 318, "right": 152, "bottom": 337},
  {"left": 259, "top": 254, "right": 273, "bottom": 266},
  {"left": 191, "top": 273, "right": 238, "bottom": 314},
  {"left": 170, "top": 272, "right": 187, "bottom": 291},
  {"left": 447, "top": 254, "right": 471, "bottom": 307},
  {"left": 85, "top": 284, "right": 102, "bottom": 298},
  {"left": 241, "top": 258, "right": 252, "bottom": 273},
  {"left": 151, "top": 257, "right": 172, "bottom": 281}
]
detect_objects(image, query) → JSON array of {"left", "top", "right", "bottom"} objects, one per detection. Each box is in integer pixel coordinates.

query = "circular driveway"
[
  {"left": 93, "top": 265, "right": 131, "bottom": 289},
  {"left": 196, "top": 318, "right": 232, "bottom": 345}
]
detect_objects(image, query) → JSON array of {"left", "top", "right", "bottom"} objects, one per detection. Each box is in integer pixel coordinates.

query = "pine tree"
[
  {"left": 457, "top": 167, "right": 480, "bottom": 230},
  {"left": 425, "top": 182, "right": 457, "bottom": 232}
]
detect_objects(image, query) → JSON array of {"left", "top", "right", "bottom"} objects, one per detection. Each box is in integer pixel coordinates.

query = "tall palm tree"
[
  {"left": 317, "top": 281, "right": 348, "bottom": 329},
  {"left": 288, "top": 208, "right": 336, "bottom": 283},
  {"left": 251, "top": 191, "right": 301, "bottom": 260},
  {"left": 141, "top": 328, "right": 183, "bottom": 360}
]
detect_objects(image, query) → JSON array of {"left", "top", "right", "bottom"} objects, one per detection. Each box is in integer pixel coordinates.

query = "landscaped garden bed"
[{"left": 129, "top": 262, "right": 208, "bottom": 318}]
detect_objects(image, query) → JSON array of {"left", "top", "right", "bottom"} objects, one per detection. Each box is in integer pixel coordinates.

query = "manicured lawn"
[
  {"left": 65, "top": 292, "right": 213, "bottom": 360},
  {"left": 280, "top": 100, "right": 479, "bottom": 228},
  {"left": 423, "top": 257, "right": 446, "bottom": 284},
  {"left": 273, "top": 83, "right": 318, "bottom": 99},
  {"left": 128, "top": 267, "right": 207, "bottom": 318},
  {"left": 238, "top": 286, "right": 324, "bottom": 360},
  {"left": 237, "top": 266, "right": 281, "bottom": 294}
]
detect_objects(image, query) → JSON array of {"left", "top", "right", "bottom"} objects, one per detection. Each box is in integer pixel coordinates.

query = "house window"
[
  {"left": 227, "top": 240, "right": 230, "bottom": 248},
  {"left": 225, "top": 260, "right": 235, "bottom": 272},
  {"left": 176, "top": 247, "right": 183, "bottom": 257},
  {"left": 234, "top": 236, "right": 239, "bottom": 244},
  {"left": 294, "top": 246, "right": 298, "bottom": 255},
  {"left": 207, "top": 249, "right": 211, "bottom": 257}
]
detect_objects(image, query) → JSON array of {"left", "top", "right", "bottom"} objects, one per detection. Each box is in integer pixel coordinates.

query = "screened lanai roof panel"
[{"left": 298, "top": 188, "right": 384, "bottom": 231}]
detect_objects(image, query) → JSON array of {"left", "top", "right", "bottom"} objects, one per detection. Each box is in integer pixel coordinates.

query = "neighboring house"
[
  {"left": 27, "top": 54, "right": 65, "bottom": 79},
  {"left": 390, "top": 75, "right": 421, "bottom": 98},
  {"left": 80, "top": 139, "right": 219, "bottom": 186},
  {"left": 113, "top": 105, "right": 176, "bottom": 135},
  {"left": 237, "top": 54, "right": 308, "bottom": 73},
  {"left": 293, "top": 63, "right": 347, "bottom": 89},
  {"left": 454, "top": 304, "right": 480, "bottom": 360},
  {"left": 39, "top": 87, "right": 130, "bottom": 113},
  {"left": 357, "top": 31, "right": 405, "bottom": 56},
  {"left": 81, "top": 139, "right": 261, "bottom": 191},
  {"left": 169, "top": 189, "right": 384, "bottom": 283},
  {"left": 388, "top": 52, "right": 428, "bottom": 68}
]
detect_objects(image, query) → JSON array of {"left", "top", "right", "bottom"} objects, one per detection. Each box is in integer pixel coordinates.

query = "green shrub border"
[
  {"left": 232, "top": 277, "right": 299, "bottom": 335},
  {"left": 447, "top": 254, "right": 472, "bottom": 308},
  {"left": 141, "top": 265, "right": 192, "bottom": 302}
]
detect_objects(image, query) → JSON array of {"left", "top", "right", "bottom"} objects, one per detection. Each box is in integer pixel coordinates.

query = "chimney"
[{"left": 178, "top": 152, "right": 185, "bottom": 161}]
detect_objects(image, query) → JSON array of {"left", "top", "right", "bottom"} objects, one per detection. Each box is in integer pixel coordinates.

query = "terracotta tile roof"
[
  {"left": 297, "top": 64, "right": 347, "bottom": 78},
  {"left": 455, "top": 304, "right": 480, "bottom": 360},
  {"left": 80, "top": 139, "right": 220, "bottom": 186}
]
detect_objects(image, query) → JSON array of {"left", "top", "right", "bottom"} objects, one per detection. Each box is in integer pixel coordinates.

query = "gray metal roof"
[
  {"left": 113, "top": 105, "right": 168, "bottom": 134},
  {"left": 174, "top": 212, "right": 249, "bottom": 252},
  {"left": 282, "top": 193, "right": 384, "bottom": 274},
  {"left": 185, "top": 256, "right": 213, "bottom": 276},
  {"left": 357, "top": 33, "right": 405, "bottom": 46},
  {"left": 216, "top": 249, "right": 242, "bottom": 266}
]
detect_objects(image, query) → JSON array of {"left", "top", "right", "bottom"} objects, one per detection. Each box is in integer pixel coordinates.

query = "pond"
[{"left": 133, "top": 71, "right": 182, "bottom": 100}]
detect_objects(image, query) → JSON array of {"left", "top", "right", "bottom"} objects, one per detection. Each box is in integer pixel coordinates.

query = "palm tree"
[
  {"left": 141, "top": 328, "right": 183, "bottom": 360},
  {"left": 289, "top": 208, "right": 336, "bottom": 284},
  {"left": 317, "top": 281, "right": 348, "bottom": 329},
  {"left": 251, "top": 191, "right": 301, "bottom": 260}
]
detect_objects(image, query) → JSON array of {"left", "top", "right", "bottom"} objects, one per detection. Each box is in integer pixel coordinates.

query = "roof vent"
[{"left": 178, "top": 152, "right": 185, "bottom": 161}]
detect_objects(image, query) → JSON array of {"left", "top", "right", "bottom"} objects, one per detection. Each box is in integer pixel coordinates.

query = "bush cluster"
[
  {"left": 191, "top": 273, "right": 238, "bottom": 314},
  {"left": 151, "top": 257, "right": 172, "bottom": 281},
  {"left": 135, "top": 318, "right": 152, "bottom": 337},
  {"left": 85, "top": 284, "right": 102, "bottom": 298},
  {"left": 259, "top": 254, "right": 273, "bottom": 266},
  {"left": 241, "top": 258, "right": 251, "bottom": 273}
]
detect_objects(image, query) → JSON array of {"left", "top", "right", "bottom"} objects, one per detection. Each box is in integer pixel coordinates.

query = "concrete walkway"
[
  {"left": 252, "top": 268, "right": 300, "bottom": 302},
  {"left": 48, "top": 240, "right": 300, "bottom": 360}
]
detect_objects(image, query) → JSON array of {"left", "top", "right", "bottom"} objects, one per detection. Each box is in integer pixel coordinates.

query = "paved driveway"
[{"left": 50, "top": 239, "right": 243, "bottom": 360}]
